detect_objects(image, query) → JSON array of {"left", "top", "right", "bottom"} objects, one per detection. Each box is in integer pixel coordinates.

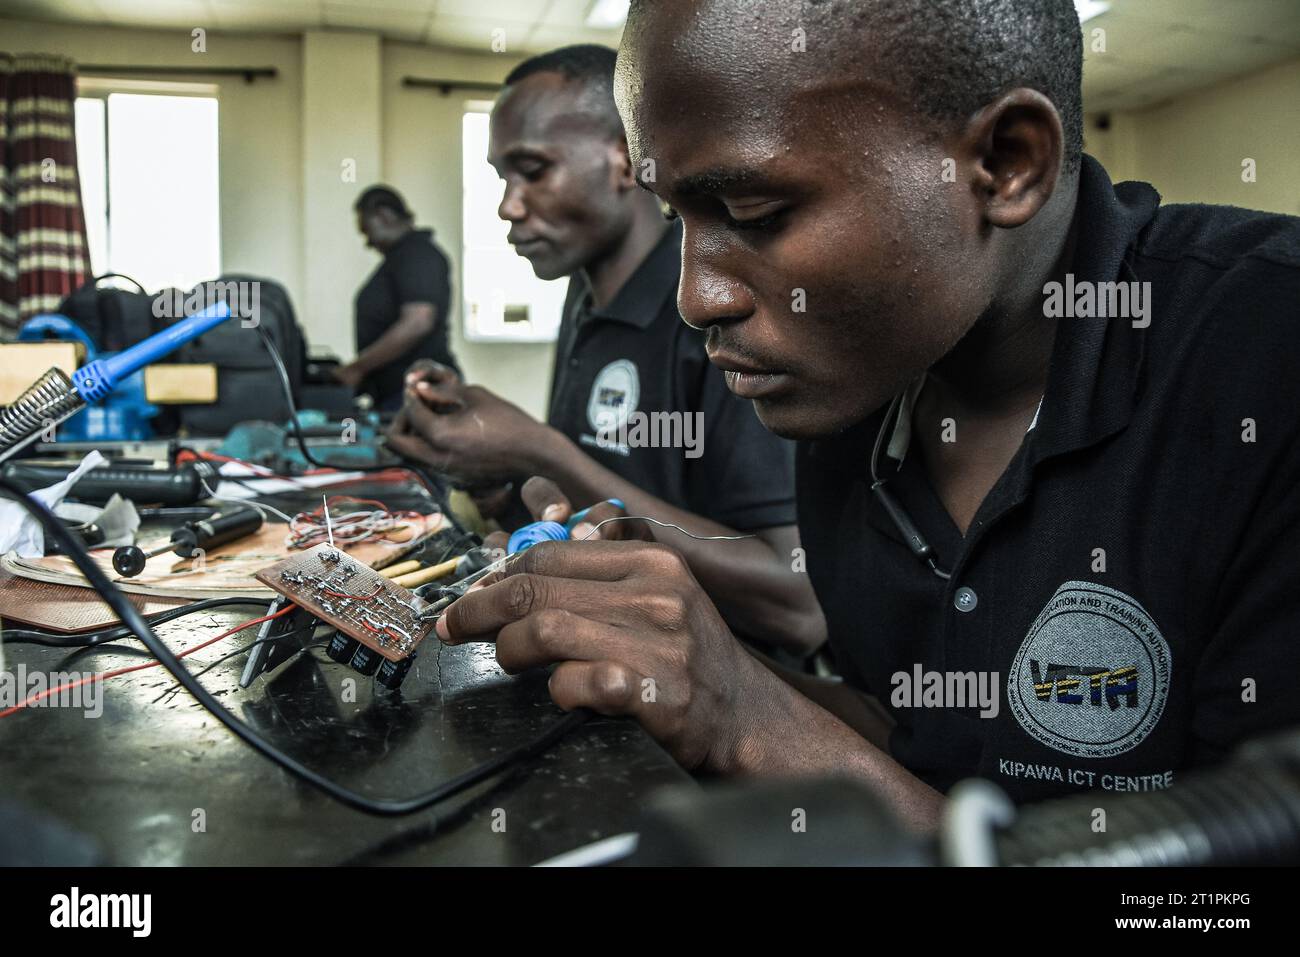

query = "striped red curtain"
[{"left": 0, "top": 54, "right": 93, "bottom": 335}]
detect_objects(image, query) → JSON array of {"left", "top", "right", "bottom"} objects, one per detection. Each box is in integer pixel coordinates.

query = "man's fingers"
[
  {"left": 514, "top": 539, "right": 687, "bottom": 585},
  {"left": 437, "top": 572, "right": 633, "bottom": 644},
  {"left": 495, "top": 609, "right": 636, "bottom": 674},
  {"left": 404, "top": 359, "right": 459, "bottom": 387},
  {"left": 397, "top": 394, "right": 454, "bottom": 443},
  {"left": 520, "top": 475, "right": 572, "bottom": 524},
  {"left": 547, "top": 659, "right": 645, "bottom": 717},
  {"left": 413, "top": 380, "right": 464, "bottom": 411},
  {"left": 570, "top": 501, "right": 650, "bottom": 542}
]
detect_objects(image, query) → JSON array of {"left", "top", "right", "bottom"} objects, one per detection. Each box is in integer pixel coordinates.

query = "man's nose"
[
  {"left": 498, "top": 182, "right": 527, "bottom": 223},
  {"left": 677, "top": 228, "right": 754, "bottom": 331}
]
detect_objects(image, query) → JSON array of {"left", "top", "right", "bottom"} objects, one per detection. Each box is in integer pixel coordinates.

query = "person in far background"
[{"left": 334, "top": 185, "right": 460, "bottom": 410}]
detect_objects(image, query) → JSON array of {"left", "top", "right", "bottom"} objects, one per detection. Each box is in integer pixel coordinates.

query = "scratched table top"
[{"left": 0, "top": 604, "right": 691, "bottom": 865}]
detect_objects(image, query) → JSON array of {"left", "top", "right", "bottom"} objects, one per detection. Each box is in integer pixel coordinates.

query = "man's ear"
[
  {"left": 961, "top": 88, "right": 1064, "bottom": 229},
  {"left": 611, "top": 135, "right": 638, "bottom": 192}
]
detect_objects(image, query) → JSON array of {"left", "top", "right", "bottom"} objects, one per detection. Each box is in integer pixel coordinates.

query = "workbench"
[{"left": 0, "top": 606, "right": 692, "bottom": 865}]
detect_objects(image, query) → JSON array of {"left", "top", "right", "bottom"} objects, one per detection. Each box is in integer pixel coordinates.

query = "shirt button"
[
  {"left": 954, "top": 586, "right": 978, "bottom": 613},
  {"left": 569, "top": 357, "right": 580, "bottom": 367}
]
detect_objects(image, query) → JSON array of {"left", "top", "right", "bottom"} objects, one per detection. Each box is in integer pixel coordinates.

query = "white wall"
[
  {"left": 300, "top": 31, "right": 382, "bottom": 360},
  {"left": 1086, "top": 57, "right": 1300, "bottom": 217}
]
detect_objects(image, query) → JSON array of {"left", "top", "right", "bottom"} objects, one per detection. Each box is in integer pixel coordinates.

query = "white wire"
[
  {"left": 199, "top": 475, "right": 296, "bottom": 524},
  {"left": 581, "top": 515, "right": 756, "bottom": 542}
]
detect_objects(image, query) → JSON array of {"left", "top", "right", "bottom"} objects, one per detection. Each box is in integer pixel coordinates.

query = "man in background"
[
  {"left": 337, "top": 185, "right": 459, "bottom": 410},
  {"left": 387, "top": 46, "right": 825, "bottom": 657}
]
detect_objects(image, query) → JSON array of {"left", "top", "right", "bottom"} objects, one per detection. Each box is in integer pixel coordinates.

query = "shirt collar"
[
  {"left": 571, "top": 218, "right": 682, "bottom": 330},
  {"left": 384, "top": 228, "right": 432, "bottom": 259},
  {"left": 886, "top": 154, "right": 1160, "bottom": 465},
  {"left": 1029, "top": 154, "right": 1160, "bottom": 461}
]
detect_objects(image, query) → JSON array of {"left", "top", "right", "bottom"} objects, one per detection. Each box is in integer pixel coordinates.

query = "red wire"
[
  {"left": 0, "top": 604, "right": 298, "bottom": 720},
  {"left": 318, "top": 583, "right": 384, "bottom": 601}
]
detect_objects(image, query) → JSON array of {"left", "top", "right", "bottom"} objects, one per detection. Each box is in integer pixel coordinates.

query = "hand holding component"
[
  {"left": 384, "top": 382, "right": 559, "bottom": 485},
  {"left": 433, "top": 538, "right": 780, "bottom": 773}
]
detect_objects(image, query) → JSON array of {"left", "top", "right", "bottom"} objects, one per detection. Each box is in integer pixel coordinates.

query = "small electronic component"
[{"left": 255, "top": 544, "right": 435, "bottom": 688}]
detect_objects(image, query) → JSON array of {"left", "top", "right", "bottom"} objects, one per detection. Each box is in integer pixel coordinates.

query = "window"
[
  {"left": 461, "top": 106, "right": 566, "bottom": 343},
  {"left": 75, "top": 87, "right": 221, "bottom": 293}
]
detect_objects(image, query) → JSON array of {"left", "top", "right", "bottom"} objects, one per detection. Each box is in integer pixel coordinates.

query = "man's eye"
[
  {"left": 519, "top": 162, "right": 547, "bottom": 181},
  {"left": 725, "top": 207, "right": 785, "bottom": 232}
]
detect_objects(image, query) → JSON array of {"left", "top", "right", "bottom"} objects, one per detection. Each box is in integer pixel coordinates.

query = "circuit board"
[{"left": 255, "top": 544, "right": 434, "bottom": 662}]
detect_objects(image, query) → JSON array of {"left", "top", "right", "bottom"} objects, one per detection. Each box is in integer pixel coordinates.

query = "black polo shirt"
[
  {"left": 355, "top": 228, "right": 458, "bottom": 409},
  {"left": 797, "top": 155, "right": 1300, "bottom": 803},
  {"left": 547, "top": 220, "right": 796, "bottom": 531}
]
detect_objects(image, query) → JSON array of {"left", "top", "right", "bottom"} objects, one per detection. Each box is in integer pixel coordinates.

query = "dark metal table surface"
[{"left": 0, "top": 606, "right": 693, "bottom": 865}]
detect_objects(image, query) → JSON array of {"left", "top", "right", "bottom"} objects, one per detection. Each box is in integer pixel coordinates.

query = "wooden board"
[{"left": 0, "top": 567, "right": 184, "bottom": 633}]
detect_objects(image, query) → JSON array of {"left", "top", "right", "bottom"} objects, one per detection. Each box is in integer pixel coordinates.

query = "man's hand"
[
  {"left": 403, "top": 359, "right": 465, "bottom": 411},
  {"left": 436, "top": 539, "right": 780, "bottom": 771},
  {"left": 385, "top": 381, "right": 559, "bottom": 485},
  {"left": 332, "top": 364, "right": 365, "bottom": 389},
  {"left": 518, "top": 476, "right": 652, "bottom": 542}
]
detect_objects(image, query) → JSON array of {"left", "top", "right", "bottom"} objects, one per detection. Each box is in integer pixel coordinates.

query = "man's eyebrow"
[{"left": 673, "top": 167, "right": 767, "bottom": 196}]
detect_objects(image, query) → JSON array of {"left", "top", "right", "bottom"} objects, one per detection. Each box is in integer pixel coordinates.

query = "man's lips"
[
  {"left": 509, "top": 236, "right": 548, "bottom": 255},
  {"left": 708, "top": 351, "right": 792, "bottom": 399}
]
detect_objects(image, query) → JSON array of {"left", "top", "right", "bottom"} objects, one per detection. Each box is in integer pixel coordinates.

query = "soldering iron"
[{"left": 0, "top": 301, "right": 234, "bottom": 465}]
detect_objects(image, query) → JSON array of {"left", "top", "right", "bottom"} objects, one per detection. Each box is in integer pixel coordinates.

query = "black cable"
[
  {"left": 256, "top": 328, "right": 469, "bottom": 540},
  {"left": 151, "top": 630, "right": 330, "bottom": 704},
  {"left": 257, "top": 326, "right": 397, "bottom": 475},
  {"left": 1, "top": 597, "right": 268, "bottom": 648},
  {"left": 0, "top": 475, "right": 591, "bottom": 816}
]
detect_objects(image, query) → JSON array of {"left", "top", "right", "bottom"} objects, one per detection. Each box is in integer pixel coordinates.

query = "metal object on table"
[
  {"left": 111, "top": 506, "right": 264, "bottom": 577},
  {"left": 238, "top": 594, "right": 319, "bottom": 688}
]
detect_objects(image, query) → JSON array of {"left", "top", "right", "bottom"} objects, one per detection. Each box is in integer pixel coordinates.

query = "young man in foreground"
[{"left": 433, "top": 0, "right": 1300, "bottom": 829}]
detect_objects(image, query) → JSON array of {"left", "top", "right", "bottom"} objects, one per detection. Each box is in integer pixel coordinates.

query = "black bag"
[
  {"left": 174, "top": 274, "right": 308, "bottom": 436},
  {"left": 56, "top": 273, "right": 162, "bottom": 352}
]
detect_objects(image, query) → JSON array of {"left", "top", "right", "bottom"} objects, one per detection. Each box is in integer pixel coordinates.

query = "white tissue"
[{"left": 0, "top": 450, "right": 105, "bottom": 558}]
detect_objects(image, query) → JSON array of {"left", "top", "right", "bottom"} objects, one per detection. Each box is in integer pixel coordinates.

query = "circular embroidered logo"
[
  {"left": 1008, "top": 581, "right": 1171, "bottom": 759},
  {"left": 587, "top": 359, "right": 640, "bottom": 434}
]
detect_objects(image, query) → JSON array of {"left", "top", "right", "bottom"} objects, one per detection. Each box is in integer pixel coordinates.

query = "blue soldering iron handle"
[
  {"left": 72, "top": 301, "right": 233, "bottom": 403},
  {"left": 506, "top": 498, "right": 628, "bottom": 554}
]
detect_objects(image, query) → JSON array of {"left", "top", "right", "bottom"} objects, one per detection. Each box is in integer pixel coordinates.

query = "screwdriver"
[{"left": 112, "top": 507, "right": 264, "bottom": 578}]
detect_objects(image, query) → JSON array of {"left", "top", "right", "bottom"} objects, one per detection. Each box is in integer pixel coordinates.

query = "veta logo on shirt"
[
  {"left": 587, "top": 358, "right": 640, "bottom": 436},
  {"left": 1008, "top": 581, "right": 1171, "bottom": 759},
  {"left": 1030, "top": 661, "right": 1138, "bottom": 709}
]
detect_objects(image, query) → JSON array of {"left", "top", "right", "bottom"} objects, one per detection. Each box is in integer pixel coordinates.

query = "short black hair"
[
  {"left": 629, "top": 0, "right": 1084, "bottom": 173},
  {"left": 354, "top": 185, "right": 412, "bottom": 221},
  {"left": 503, "top": 44, "right": 623, "bottom": 136}
]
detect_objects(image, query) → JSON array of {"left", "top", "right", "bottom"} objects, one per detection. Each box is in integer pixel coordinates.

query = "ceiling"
[
  {"left": 5, "top": 0, "right": 1300, "bottom": 113},
  {"left": 1082, "top": 0, "right": 1300, "bottom": 111}
]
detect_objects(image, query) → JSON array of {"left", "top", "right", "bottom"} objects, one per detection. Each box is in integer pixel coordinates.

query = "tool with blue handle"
[
  {"left": 418, "top": 498, "right": 627, "bottom": 621},
  {"left": 506, "top": 498, "right": 627, "bottom": 554},
  {"left": 0, "top": 302, "right": 233, "bottom": 464}
]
